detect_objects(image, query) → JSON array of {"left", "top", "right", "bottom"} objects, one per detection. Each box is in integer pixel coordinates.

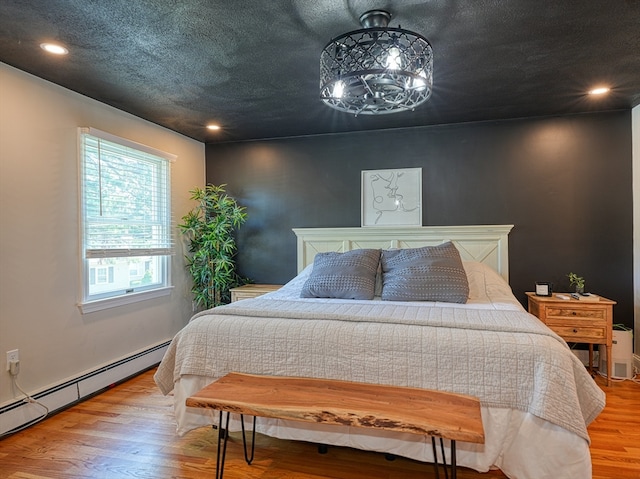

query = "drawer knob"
[
  {"left": 573, "top": 329, "right": 578, "bottom": 333},
  {"left": 572, "top": 311, "right": 577, "bottom": 315}
]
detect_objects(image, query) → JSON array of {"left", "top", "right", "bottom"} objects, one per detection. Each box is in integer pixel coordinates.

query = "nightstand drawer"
[
  {"left": 546, "top": 324, "right": 606, "bottom": 342},
  {"left": 230, "top": 284, "right": 282, "bottom": 302},
  {"left": 232, "top": 291, "right": 265, "bottom": 301},
  {"left": 546, "top": 307, "right": 607, "bottom": 320},
  {"left": 544, "top": 317, "right": 607, "bottom": 328}
]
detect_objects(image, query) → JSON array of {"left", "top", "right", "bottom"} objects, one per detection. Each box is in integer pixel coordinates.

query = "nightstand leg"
[{"left": 588, "top": 345, "right": 593, "bottom": 375}]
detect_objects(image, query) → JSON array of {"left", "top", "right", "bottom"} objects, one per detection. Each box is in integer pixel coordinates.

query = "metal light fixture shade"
[{"left": 320, "top": 10, "right": 433, "bottom": 115}]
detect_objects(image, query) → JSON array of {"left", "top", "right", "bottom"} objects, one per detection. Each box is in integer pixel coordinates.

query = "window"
[{"left": 78, "top": 128, "right": 175, "bottom": 313}]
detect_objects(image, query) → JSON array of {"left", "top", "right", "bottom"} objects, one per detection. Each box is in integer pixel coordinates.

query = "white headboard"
[{"left": 292, "top": 225, "right": 514, "bottom": 283}]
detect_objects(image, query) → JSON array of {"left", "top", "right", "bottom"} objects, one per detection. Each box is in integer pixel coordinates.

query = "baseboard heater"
[{"left": 0, "top": 340, "right": 170, "bottom": 436}]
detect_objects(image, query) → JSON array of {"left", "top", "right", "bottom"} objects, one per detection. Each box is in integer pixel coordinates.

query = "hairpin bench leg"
[
  {"left": 431, "top": 437, "right": 457, "bottom": 479},
  {"left": 451, "top": 440, "right": 457, "bottom": 479},
  {"left": 215, "top": 411, "right": 231, "bottom": 479},
  {"left": 240, "top": 414, "right": 257, "bottom": 465}
]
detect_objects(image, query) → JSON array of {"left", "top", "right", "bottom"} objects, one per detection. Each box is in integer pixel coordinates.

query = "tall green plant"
[{"left": 179, "top": 184, "right": 247, "bottom": 309}]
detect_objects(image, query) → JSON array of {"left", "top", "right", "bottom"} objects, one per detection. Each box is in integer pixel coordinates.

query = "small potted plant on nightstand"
[{"left": 567, "top": 272, "right": 585, "bottom": 294}]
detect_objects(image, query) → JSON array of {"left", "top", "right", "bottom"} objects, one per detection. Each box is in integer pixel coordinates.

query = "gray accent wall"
[{"left": 206, "top": 111, "right": 633, "bottom": 328}]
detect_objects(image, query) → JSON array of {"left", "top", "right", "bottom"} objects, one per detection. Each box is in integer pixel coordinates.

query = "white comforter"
[
  {"left": 155, "top": 297, "right": 603, "bottom": 443},
  {"left": 154, "top": 262, "right": 605, "bottom": 478}
]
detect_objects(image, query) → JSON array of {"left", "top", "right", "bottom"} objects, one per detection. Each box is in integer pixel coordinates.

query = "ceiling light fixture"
[
  {"left": 40, "top": 42, "right": 68, "bottom": 55},
  {"left": 206, "top": 124, "right": 221, "bottom": 131},
  {"left": 320, "top": 10, "right": 433, "bottom": 116},
  {"left": 588, "top": 87, "right": 610, "bottom": 95}
]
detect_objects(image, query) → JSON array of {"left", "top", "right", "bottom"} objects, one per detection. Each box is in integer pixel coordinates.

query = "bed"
[{"left": 154, "top": 225, "right": 605, "bottom": 479}]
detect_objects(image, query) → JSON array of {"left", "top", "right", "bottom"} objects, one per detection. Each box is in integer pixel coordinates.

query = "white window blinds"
[{"left": 79, "top": 128, "right": 175, "bottom": 259}]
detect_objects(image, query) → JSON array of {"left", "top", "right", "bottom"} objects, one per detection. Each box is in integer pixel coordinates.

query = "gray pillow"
[
  {"left": 301, "top": 249, "right": 381, "bottom": 300},
  {"left": 380, "top": 242, "right": 469, "bottom": 303}
]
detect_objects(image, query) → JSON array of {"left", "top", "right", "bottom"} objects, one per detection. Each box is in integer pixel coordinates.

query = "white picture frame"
[{"left": 361, "top": 168, "right": 422, "bottom": 227}]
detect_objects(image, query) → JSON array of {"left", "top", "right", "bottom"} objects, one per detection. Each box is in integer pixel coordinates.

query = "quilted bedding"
[{"left": 154, "top": 297, "right": 604, "bottom": 443}]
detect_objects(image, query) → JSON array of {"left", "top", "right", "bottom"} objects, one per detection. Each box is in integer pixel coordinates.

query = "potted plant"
[
  {"left": 179, "top": 184, "right": 248, "bottom": 309},
  {"left": 567, "top": 272, "right": 585, "bottom": 294}
]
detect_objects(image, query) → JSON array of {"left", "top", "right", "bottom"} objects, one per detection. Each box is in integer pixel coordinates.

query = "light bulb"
[
  {"left": 386, "top": 47, "right": 402, "bottom": 70},
  {"left": 588, "top": 87, "right": 610, "bottom": 95},
  {"left": 40, "top": 43, "right": 68, "bottom": 55}
]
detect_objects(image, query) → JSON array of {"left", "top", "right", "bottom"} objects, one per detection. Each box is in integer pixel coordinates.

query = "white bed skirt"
[{"left": 173, "top": 375, "right": 592, "bottom": 479}]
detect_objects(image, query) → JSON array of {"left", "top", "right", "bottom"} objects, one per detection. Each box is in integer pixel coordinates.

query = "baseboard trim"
[{"left": 0, "top": 340, "right": 170, "bottom": 436}]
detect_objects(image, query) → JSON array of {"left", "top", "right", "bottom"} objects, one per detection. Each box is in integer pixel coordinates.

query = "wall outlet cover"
[{"left": 6, "top": 349, "right": 19, "bottom": 371}]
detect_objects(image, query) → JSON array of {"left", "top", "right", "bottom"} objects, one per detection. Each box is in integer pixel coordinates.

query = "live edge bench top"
[{"left": 186, "top": 372, "right": 484, "bottom": 444}]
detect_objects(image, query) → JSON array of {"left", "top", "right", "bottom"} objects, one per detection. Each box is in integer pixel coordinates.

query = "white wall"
[
  {"left": 0, "top": 63, "right": 205, "bottom": 405},
  {"left": 633, "top": 104, "right": 639, "bottom": 357}
]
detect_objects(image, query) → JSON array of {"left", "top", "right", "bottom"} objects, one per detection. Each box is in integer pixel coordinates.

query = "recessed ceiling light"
[
  {"left": 40, "top": 43, "right": 68, "bottom": 55},
  {"left": 206, "top": 124, "right": 221, "bottom": 131},
  {"left": 588, "top": 87, "right": 610, "bottom": 95}
]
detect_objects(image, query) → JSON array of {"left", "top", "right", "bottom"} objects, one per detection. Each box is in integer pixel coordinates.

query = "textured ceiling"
[{"left": 1, "top": 0, "right": 639, "bottom": 144}]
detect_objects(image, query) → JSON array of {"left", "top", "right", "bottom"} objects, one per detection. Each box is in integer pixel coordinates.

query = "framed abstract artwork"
[{"left": 361, "top": 168, "right": 422, "bottom": 226}]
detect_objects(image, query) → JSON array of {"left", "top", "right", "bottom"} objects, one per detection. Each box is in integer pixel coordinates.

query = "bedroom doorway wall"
[{"left": 632, "top": 104, "right": 639, "bottom": 360}]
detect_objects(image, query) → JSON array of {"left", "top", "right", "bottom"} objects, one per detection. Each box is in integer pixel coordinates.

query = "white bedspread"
[{"left": 155, "top": 297, "right": 604, "bottom": 443}]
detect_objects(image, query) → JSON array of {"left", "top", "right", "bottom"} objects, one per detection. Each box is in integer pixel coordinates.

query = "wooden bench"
[{"left": 186, "top": 372, "right": 484, "bottom": 479}]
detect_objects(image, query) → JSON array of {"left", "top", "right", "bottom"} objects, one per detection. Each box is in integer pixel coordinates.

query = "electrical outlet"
[{"left": 6, "top": 349, "right": 19, "bottom": 371}]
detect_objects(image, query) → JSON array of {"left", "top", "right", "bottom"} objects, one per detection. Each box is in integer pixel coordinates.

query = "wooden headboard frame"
[{"left": 292, "top": 225, "right": 514, "bottom": 283}]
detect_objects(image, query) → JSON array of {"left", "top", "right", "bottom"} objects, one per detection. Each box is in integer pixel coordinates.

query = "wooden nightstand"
[
  {"left": 526, "top": 292, "right": 616, "bottom": 386},
  {"left": 230, "top": 284, "right": 282, "bottom": 302}
]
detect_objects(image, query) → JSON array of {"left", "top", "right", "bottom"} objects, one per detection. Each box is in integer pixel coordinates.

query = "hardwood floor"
[{"left": 0, "top": 368, "right": 638, "bottom": 479}]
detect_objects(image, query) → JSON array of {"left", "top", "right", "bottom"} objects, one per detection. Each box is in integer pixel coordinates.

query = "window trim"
[
  {"left": 78, "top": 287, "right": 174, "bottom": 314},
  {"left": 77, "top": 128, "right": 175, "bottom": 313}
]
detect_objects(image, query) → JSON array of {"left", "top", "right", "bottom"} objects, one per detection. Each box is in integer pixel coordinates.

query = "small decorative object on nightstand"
[
  {"left": 230, "top": 284, "right": 282, "bottom": 302},
  {"left": 526, "top": 292, "right": 616, "bottom": 386},
  {"left": 535, "top": 281, "right": 553, "bottom": 296},
  {"left": 567, "top": 272, "right": 586, "bottom": 294}
]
